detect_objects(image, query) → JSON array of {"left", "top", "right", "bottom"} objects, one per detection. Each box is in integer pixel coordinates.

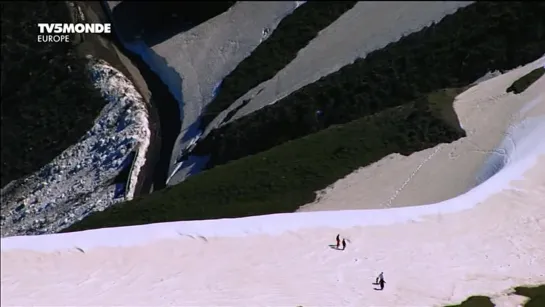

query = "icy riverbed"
[
  {"left": 101, "top": 1, "right": 302, "bottom": 186},
  {"left": 0, "top": 57, "right": 150, "bottom": 237}
]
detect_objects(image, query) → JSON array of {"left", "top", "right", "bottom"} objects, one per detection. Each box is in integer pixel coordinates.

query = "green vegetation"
[
  {"left": 193, "top": 2, "right": 545, "bottom": 171},
  {"left": 200, "top": 1, "right": 358, "bottom": 129},
  {"left": 419, "top": 87, "right": 467, "bottom": 132},
  {"left": 507, "top": 67, "right": 545, "bottom": 94},
  {"left": 1, "top": 1, "right": 104, "bottom": 188},
  {"left": 300, "top": 285, "right": 545, "bottom": 307},
  {"left": 445, "top": 284, "right": 545, "bottom": 307},
  {"left": 445, "top": 296, "right": 494, "bottom": 307},
  {"left": 64, "top": 89, "right": 463, "bottom": 231},
  {"left": 515, "top": 285, "right": 545, "bottom": 307}
]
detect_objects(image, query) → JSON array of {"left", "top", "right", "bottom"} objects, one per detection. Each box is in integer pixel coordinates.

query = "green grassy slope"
[
  {"left": 65, "top": 88, "right": 463, "bottom": 231},
  {"left": 193, "top": 2, "right": 545, "bottom": 172}
]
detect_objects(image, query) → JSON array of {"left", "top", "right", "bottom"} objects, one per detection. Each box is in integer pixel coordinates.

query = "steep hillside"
[
  {"left": 0, "top": 1, "right": 105, "bottom": 187},
  {"left": 200, "top": 1, "right": 358, "bottom": 129},
  {"left": 64, "top": 90, "right": 463, "bottom": 231},
  {"left": 190, "top": 2, "right": 545, "bottom": 175}
]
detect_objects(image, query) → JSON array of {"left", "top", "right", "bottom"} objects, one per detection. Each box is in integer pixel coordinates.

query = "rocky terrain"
[{"left": 1, "top": 58, "right": 150, "bottom": 237}]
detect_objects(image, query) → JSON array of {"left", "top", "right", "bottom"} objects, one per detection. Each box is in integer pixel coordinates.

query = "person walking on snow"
[
  {"left": 378, "top": 276, "right": 386, "bottom": 290},
  {"left": 375, "top": 272, "right": 384, "bottom": 284},
  {"left": 336, "top": 234, "right": 341, "bottom": 249},
  {"left": 341, "top": 238, "right": 347, "bottom": 250}
]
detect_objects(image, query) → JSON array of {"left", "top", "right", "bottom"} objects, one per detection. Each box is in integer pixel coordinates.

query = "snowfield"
[
  {"left": 0, "top": 57, "right": 150, "bottom": 237},
  {"left": 299, "top": 55, "right": 545, "bottom": 211},
  {"left": 2, "top": 59, "right": 544, "bottom": 306},
  {"left": 219, "top": 1, "right": 473, "bottom": 125},
  {"left": 167, "top": 1, "right": 474, "bottom": 186},
  {"left": 151, "top": 1, "right": 301, "bottom": 172},
  {"left": 102, "top": 1, "right": 304, "bottom": 186}
]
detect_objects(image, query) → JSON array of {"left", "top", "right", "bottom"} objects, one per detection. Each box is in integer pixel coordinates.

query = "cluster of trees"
[
  {"left": 200, "top": 1, "right": 358, "bottom": 129},
  {"left": 1, "top": 1, "right": 104, "bottom": 188},
  {"left": 507, "top": 67, "right": 544, "bottom": 94},
  {"left": 447, "top": 285, "right": 545, "bottom": 307},
  {"left": 65, "top": 89, "right": 463, "bottom": 231},
  {"left": 67, "top": 1, "right": 545, "bottom": 232},
  {"left": 192, "top": 2, "right": 545, "bottom": 170}
]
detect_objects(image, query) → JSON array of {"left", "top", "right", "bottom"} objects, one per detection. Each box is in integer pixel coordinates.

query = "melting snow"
[{"left": 0, "top": 57, "right": 150, "bottom": 237}]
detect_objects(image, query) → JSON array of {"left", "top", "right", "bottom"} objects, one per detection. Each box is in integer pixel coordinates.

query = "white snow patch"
[
  {"left": 519, "top": 96, "right": 543, "bottom": 117},
  {"left": 223, "top": 2, "right": 473, "bottom": 124},
  {"left": 104, "top": 2, "right": 302, "bottom": 184},
  {"left": 167, "top": 154, "right": 210, "bottom": 184},
  {"left": 149, "top": 2, "right": 301, "bottom": 174},
  {"left": 90, "top": 58, "right": 151, "bottom": 201},
  {"left": 211, "top": 80, "right": 222, "bottom": 99}
]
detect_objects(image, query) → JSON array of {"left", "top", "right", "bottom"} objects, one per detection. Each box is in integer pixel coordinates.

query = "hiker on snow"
[
  {"left": 341, "top": 238, "right": 347, "bottom": 250},
  {"left": 375, "top": 272, "right": 384, "bottom": 284},
  {"left": 375, "top": 272, "right": 386, "bottom": 290},
  {"left": 336, "top": 234, "right": 341, "bottom": 249},
  {"left": 378, "top": 276, "right": 386, "bottom": 290}
]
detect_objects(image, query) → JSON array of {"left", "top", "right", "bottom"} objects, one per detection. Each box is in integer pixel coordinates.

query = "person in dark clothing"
[
  {"left": 341, "top": 238, "right": 347, "bottom": 250},
  {"left": 378, "top": 277, "right": 386, "bottom": 290},
  {"left": 336, "top": 234, "right": 340, "bottom": 249},
  {"left": 375, "top": 272, "right": 384, "bottom": 284}
]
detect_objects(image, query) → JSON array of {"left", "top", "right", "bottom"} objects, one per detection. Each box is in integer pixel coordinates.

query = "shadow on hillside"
[
  {"left": 445, "top": 284, "right": 545, "bottom": 307},
  {"left": 111, "top": 1, "right": 236, "bottom": 46},
  {"left": 506, "top": 67, "right": 545, "bottom": 94},
  {"left": 446, "top": 296, "right": 494, "bottom": 307}
]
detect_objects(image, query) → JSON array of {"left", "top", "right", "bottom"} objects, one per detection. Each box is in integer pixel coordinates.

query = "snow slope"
[
  {"left": 209, "top": 1, "right": 473, "bottom": 126},
  {"left": 299, "top": 55, "right": 545, "bottom": 211},
  {"left": 143, "top": 2, "right": 301, "bottom": 176},
  {"left": 168, "top": 1, "right": 474, "bottom": 185},
  {"left": 1, "top": 59, "right": 544, "bottom": 306},
  {"left": 103, "top": 1, "right": 302, "bottom": 186},
  {"left": 0, "top": 57, "right": 150, "bottom": 237}
]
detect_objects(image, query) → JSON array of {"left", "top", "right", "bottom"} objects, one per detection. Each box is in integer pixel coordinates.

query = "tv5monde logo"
[{"left": 37, "top": 23, "right": 112, "bottom": 42}]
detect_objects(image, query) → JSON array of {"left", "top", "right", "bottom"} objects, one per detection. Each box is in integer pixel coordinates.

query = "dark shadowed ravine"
[
  {"left": 93, "top": 1, "right": 236, "bottom": 193},
  {"left": 97, "top": 0, "right": 180, "bottom": 193},
  {"left": 71, "top": 1, "right": 160, "bottom": 197}
]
